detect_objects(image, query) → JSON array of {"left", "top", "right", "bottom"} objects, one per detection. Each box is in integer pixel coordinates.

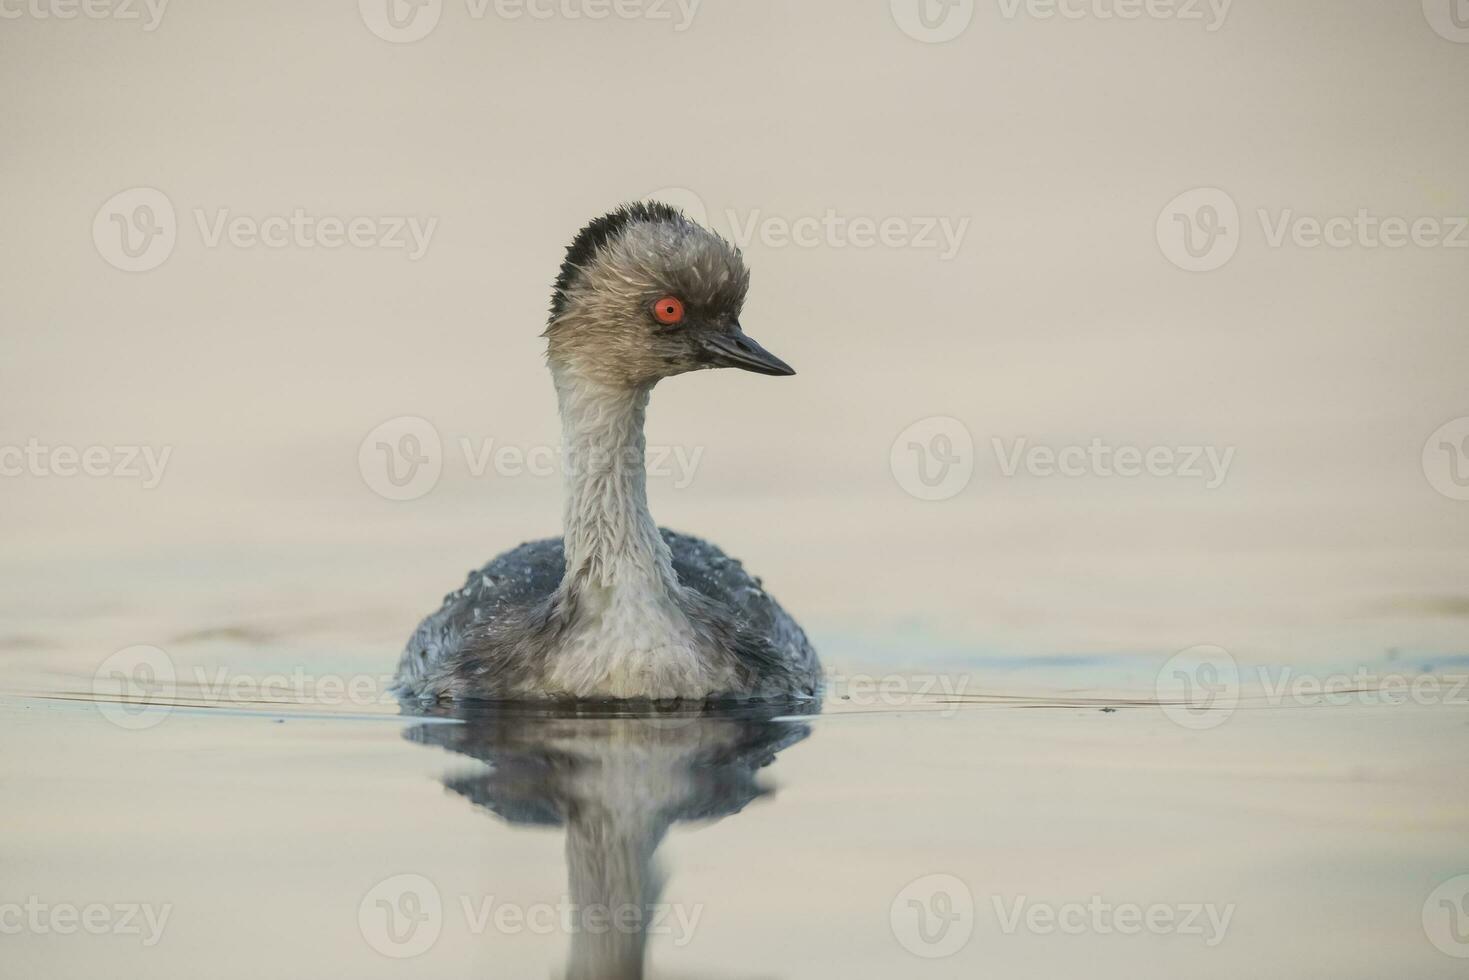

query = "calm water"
[
  {"left": 5, "top": 618, "right": 1468, "bottom": 978},
  {"left": 7, "top": 0, "right": 1469, "bottom": 975},
  {"left": 6, "top": 414, "right": 1466, "bottom": 978}
]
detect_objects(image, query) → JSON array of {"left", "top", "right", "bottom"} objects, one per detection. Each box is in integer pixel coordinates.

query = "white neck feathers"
[{"left": 553, "top": 368, "right": 680, "bottom": 604}]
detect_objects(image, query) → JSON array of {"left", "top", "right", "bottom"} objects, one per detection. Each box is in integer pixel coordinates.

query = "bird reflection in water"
[{"left": 403, "top": 702, "right": 815, "bottom": 979}]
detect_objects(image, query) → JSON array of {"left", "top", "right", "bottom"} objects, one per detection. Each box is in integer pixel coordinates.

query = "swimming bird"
[{"left": 393, "top": 202, "right": 820, "bottom": 704}]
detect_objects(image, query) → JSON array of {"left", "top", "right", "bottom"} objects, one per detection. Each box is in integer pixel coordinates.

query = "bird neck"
[{"left": 553, "top": 367, "right": 680, "bottom": 606}]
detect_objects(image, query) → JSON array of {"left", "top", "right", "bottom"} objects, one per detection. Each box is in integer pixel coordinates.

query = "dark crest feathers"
[{"left": 549, "top": 201, "right": 686, "bottom": 321}]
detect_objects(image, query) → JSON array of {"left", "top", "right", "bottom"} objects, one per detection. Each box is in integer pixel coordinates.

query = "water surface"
[{"left": 5, "top": 627, "right": 1467, "bottom": 978}]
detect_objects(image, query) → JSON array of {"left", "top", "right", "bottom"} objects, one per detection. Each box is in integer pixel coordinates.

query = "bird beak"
[{"left": 699, "top": 325, "right": 797, "bottom": 377}]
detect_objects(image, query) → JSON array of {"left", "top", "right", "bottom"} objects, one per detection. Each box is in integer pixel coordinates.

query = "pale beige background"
[
  {"left": 2, "top": 0, "right": 1467, "bottom": 667},
  {"left": 4, "top": 7, "right": 1469, "bottom": 979}
]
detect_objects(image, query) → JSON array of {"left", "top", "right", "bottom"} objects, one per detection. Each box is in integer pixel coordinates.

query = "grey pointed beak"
[{"left": 700, "top": 326, "right": 796, "bottom": 377}]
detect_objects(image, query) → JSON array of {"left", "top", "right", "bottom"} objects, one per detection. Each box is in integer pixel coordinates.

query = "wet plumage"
[
  {"left": 395, "top": 529, "right": 818, "bottom": 702},
  {"left": 393, "top": 202, "right": 820, "bottom": 703}
]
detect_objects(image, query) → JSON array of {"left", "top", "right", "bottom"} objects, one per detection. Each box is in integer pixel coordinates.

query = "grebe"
[{"left": 393, "top": 202, "right": 820, "bottom": 704}]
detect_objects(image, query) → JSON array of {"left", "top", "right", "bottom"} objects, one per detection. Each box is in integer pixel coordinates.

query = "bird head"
[{"left": 545, "top": 202, "right": 795, "bottom": 388}]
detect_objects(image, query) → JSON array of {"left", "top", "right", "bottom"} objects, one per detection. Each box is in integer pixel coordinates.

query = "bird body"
[{"left": 393, "top": 203, "right": 820, "bottom": 703}]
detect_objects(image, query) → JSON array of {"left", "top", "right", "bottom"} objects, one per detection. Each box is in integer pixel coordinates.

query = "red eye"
[{"left": 652, "top": 296, "right": 685, "bottom": 325}]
